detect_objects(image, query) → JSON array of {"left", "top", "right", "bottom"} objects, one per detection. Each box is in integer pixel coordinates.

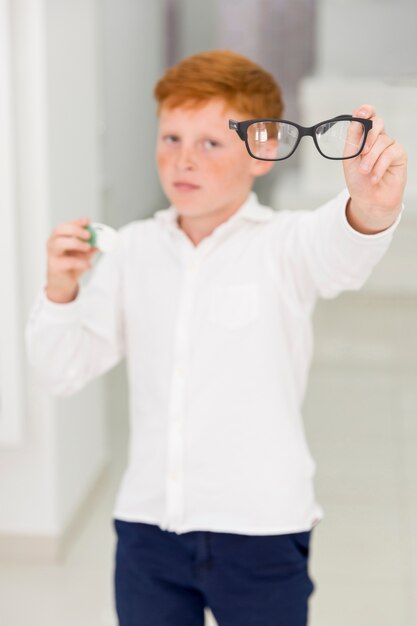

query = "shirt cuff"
[
  {"left": 339, "top": 188, "right": 404, "bottom": 240},
  {"left": 30, "top": 286, "right": 83, "bottom": 324}
]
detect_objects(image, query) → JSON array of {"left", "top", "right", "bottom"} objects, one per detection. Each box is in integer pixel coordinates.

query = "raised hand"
[
  {"left": 46, "top": 218, "right": 98, "bottom": 303},
  {"left": 343, "top": 104, "right": 408, "bottom": 234}
]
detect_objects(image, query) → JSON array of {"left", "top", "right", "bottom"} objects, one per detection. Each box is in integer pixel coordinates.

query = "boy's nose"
[{"left": 176, "top": 145, "right": 197, "bottom": 170}]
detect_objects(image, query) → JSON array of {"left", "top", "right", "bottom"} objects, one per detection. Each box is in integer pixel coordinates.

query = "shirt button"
[{"left": 170, "top": 470, "right": 178, "bottom": 481}]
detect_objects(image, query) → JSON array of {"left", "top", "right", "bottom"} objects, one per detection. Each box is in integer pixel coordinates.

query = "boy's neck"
[{"left": 176, "top": 194, "right": 250, "bottom": 246}]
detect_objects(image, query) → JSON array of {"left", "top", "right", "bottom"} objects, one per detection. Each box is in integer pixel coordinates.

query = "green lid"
[{"left": 85, "top": 224, "right": 97, "bottom": 247}]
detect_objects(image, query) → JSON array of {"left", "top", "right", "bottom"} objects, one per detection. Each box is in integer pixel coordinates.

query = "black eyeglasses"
[{"left": 229, "top": 114, "right": 373, "bottom": 161}]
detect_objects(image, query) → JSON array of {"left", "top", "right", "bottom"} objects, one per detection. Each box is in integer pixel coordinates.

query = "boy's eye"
[
  {"left": 163, "top": 135, "right": 179, "bottom": 144},
  {"left": 201, "top": 139, "right": 220, "bottom": 150}
]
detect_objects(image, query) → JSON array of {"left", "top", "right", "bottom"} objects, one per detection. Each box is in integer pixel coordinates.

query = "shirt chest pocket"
[{"left": 209, "top": 283, "right": 260, "bottom": 331}]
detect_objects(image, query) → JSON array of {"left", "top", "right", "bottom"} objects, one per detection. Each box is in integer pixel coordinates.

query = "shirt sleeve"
[
  {"left": 268, "top": 188, "right": 402, "bottom": 311},
  {"left": 25, "top": 238, "right": 126, "bottom": 397}
]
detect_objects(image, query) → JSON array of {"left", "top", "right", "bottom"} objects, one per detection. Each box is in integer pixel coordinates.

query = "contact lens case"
[{"left": 85, "top": 222, "right": 119, "bottom": 252}]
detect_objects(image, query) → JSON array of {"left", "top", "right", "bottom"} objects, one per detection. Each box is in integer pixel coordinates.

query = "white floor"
[{"left": 1, "top": 293, "right": 416, "bottom": 626}]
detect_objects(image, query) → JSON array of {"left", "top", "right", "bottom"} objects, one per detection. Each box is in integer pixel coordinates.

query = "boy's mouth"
[{"left": 173, "top": 181, "right": 201, "bottom": 192}]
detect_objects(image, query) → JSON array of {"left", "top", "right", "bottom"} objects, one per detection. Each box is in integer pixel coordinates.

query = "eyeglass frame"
[{"left": 229, "top": 114, "right": 373, "bottom": 161}]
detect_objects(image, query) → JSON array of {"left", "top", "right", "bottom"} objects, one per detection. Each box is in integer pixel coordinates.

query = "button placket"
[{"left": 164, "top": 251, "right": 200, "bottom": 530}]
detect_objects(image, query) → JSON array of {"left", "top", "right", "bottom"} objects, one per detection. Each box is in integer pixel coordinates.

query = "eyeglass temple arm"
[{"left": 229, "top": 119, "right": 245, "bottom": 141}]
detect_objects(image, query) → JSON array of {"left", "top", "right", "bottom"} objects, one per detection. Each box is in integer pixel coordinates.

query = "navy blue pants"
[{"left": 114, "top": 520, "right": 314, "bottom": 626}]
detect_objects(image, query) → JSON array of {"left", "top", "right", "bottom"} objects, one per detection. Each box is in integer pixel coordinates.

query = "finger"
[
  {"left": 52, "top": 222, "right": 92, "bottom": 240},
  {"left": 353, "top": 104, "right": 376, "bottom": 120},
  {"left": 344, "top": 119, "right": 369, "bottom": 157},
  {"left": 368, "top": 142, "right": 407, "bottom": 184},
  {"left": 362, "top": 116, "right": 385, "bottom": 155},
  {"left": 68, "top": 217, "right": 91, "bottom": 227},
  {"left": 359, "top": 134, "right": 396, "bottom": 175},
  {"left": 49, "top": 236, "right": 93, "bottom": 255},
  {"left": 53, "top": 256, "right": 92, "bottom": 272},
  {"left": 65, "top": 248, "right": 97, "bottom": 259}
]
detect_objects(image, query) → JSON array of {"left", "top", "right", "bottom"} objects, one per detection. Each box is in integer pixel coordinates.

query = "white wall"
[
  {"left": 101, "top": 0, "right": 165, "bottom": 227},
  {"left": 0, "top": 0, "right": 58, "bottom": 538},
  {"left": 179, "top": 0, "right": 217, "bottom": 60},
  {"left": 0, "top": 0, "right": 107, "bottom": 546},
  {"left": 316, "top": 0, "right": 417, "bottom": 79},
  {"left": 0, "top": 0, "right": 24, "bottom": 445},
  {"left": 272, "top": 0, "right": 417, "bottom": 297},
  {"left": 0, "top": 0, "right": 167, "bottom": 552}
]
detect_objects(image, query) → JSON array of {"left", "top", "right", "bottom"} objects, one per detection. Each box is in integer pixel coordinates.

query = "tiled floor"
[{"left": 0, "top": 293, "right": 416, "bottom": 625}]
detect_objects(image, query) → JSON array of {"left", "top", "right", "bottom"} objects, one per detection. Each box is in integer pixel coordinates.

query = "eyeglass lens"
[{"left": 247, "top": 120, "right": 366, "bottom": 160}]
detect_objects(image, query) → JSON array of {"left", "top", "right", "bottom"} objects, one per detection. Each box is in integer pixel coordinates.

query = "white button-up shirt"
[{"left": 26, "top": 190, "right": 399, "bottom": 535}]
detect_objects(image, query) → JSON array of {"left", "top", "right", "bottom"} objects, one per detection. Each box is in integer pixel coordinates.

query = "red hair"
[{"left": 154, "top": 49, "right": 284, "bottom": 118}]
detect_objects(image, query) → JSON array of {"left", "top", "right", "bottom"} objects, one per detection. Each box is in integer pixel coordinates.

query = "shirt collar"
[{"left": 153, "top": 191, "right": 275, "bottom": 232}]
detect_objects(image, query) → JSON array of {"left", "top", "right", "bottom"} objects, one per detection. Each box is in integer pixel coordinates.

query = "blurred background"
[{"left": 0, "top": 1, "right": 416, "bottom": 625}]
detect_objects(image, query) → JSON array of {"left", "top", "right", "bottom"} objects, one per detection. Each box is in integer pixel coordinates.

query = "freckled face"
[{"left": 156, "top": 99, "right": 264, "bottom": 221}]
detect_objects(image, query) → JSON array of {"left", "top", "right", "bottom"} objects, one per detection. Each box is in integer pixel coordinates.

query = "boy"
[{"left": 26, "top": 50, "right": 407, "bottom": 626}]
